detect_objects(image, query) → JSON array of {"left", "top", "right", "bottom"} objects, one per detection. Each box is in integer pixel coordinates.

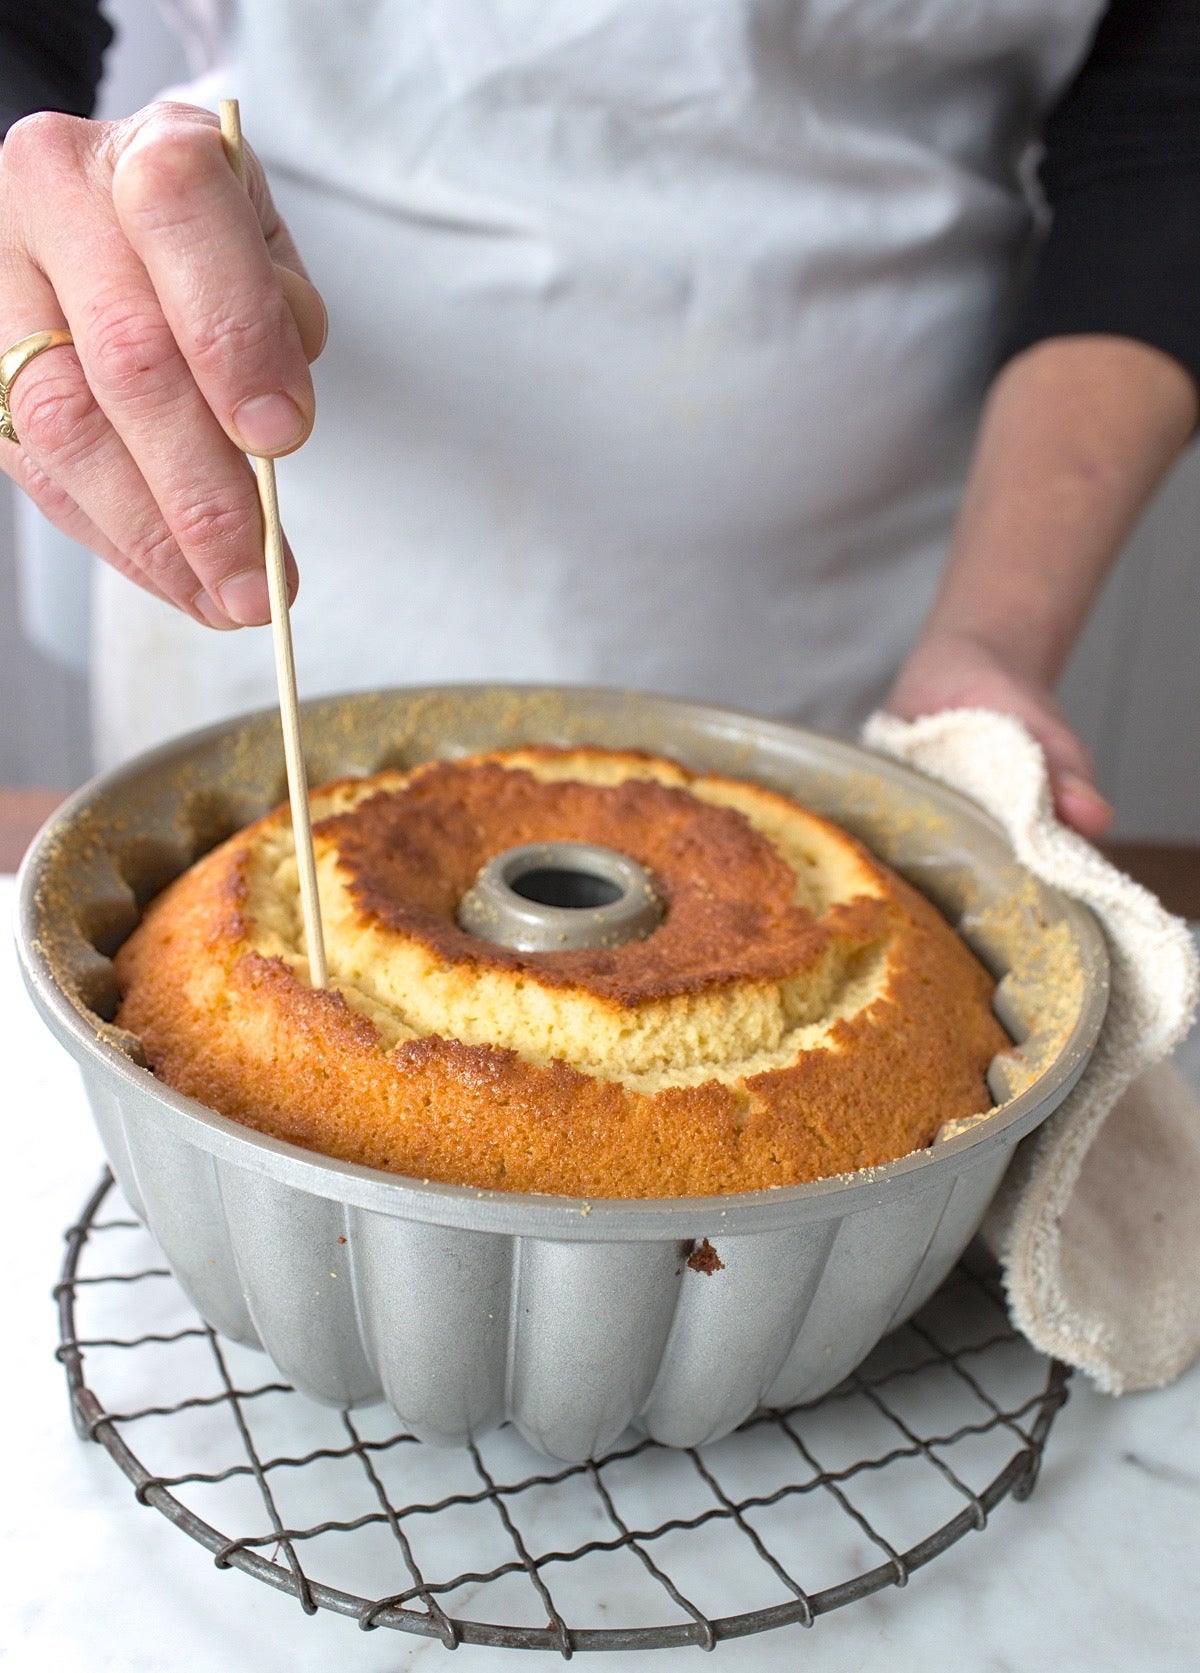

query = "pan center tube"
[{"left": 457, "top": 841, "right": 664, "bottom": 953}]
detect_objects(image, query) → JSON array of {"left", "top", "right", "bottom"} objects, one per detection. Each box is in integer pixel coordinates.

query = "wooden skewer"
[{"left": 219, "top": 98, "right": 328, "bottom": 989}]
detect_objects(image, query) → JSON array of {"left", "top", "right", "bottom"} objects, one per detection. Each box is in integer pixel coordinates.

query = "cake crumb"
[{"left": 687, "top": 1237, "right": 725, "bottom": 1275}]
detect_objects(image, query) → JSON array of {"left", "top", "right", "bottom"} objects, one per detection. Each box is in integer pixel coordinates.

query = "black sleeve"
[
  {"left": 1006, "top": 0, "right": 1200, "bottom": 389},
  {"left": 0, "top": 0, "right": 114, "bottom": 135}
]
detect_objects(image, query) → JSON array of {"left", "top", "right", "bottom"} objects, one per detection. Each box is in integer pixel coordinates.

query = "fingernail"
[
  {"left": 216, "top": 568, "right": 271, "bottom": 625},
  {"left": 231, "top": 391, "right": 307, "bottom": 455},
  {"left": 192, "top": 591, "right": 238, "bottom": 630}
]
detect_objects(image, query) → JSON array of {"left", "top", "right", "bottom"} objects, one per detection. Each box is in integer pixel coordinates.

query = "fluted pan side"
[
  {"left": 353, "top": 1210, "right": 511, "bottom": 1445},
  {"left": 879, "top": 1148, "right": 1013, "bottom": 1335},
  {"left": 642, "top": 1222, "right": 840, "bottom": 1449},
  {"left": 213, "top": 1162, "right": 381, "bottom": 1408},
  {"left": 509, "top": 1238, "right": 682, "bottom": 1459},
  {"left": 763, "top": 1180, "right": 959, "bottom": 1409},
  {"left": 99, "top": 1071, "right": 260, "bottom": 1349},
  {"left": 82, "top": 1071, "right": 146, "bottom": 1221}
]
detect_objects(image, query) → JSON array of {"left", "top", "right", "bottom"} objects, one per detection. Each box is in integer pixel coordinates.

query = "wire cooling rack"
[{"left": 56, "top": 1171, "right": 1070, "bottom": 1656}]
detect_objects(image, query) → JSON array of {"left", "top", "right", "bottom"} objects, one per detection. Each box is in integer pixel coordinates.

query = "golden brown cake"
[{"left": 113, "top": 746, "right": 1010, "bottom": 1197}]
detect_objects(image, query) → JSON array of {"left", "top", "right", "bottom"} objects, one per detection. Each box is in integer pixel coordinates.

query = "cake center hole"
[{"left": 509, "top": 866, "right": 624, "bottom": 910}]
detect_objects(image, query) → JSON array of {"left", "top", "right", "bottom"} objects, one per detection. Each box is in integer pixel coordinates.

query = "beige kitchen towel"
[{"left": 863, "top": 708, "right": 1200, "bottom": 1394}]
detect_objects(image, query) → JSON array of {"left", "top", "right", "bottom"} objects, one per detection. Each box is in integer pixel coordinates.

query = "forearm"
[
  {"left": 890, "top": 0, "right": 1200, "bottom": 839},
  {"left": 920, "top": 334, "right": 1198, "bottom": 685},
  {"left": 889, "top": 335, "right": 1197, "bottom": 837}
]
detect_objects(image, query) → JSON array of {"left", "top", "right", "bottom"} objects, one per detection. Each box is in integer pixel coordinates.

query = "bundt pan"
[{"left": 17, "top": 686, "right": 1108, "bottom": 1462}]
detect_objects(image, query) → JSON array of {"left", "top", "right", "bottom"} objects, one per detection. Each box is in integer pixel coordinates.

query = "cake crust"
[{"left": 113, "top": 746, "right": 1010, "bottom": 1197}]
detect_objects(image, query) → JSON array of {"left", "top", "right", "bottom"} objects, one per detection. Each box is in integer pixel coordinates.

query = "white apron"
[{"left": 92, "top": 0, "right": 1105, "bottom": 768}]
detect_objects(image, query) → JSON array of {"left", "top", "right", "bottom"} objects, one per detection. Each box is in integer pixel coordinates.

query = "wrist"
[{"left": 905, "top": 621, "right": 1060, "bottom": 691}]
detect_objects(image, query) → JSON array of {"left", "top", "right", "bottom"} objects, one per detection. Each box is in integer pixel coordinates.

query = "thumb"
[
  {"left": 276, "top": 264, "right": 328, "bottom": 363},
  {"left": 1029, "top": 724, "right": 1113, "bottom": 837},
  {"left": 1051, "top": 769, "right": 1114, "bottom": 840}
]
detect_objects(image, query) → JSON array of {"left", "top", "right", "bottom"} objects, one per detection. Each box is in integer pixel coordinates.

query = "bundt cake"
[{"left": 113, "top": 745, "right": 1010, "bottom": 1196}]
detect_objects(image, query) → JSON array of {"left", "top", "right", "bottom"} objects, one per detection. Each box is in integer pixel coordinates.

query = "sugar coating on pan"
[{"left": 113, "top": 746, "right": 1010, "bottom": 1198}]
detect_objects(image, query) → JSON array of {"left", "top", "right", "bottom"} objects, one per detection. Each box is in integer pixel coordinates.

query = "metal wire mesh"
[{"left": 56, "top": 1170, "right": 1070, "bottom": 1656}]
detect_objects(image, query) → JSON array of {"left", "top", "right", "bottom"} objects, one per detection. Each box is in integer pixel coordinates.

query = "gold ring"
[{"left": 0, "top": 328, "right": 75, "bottom": 445}]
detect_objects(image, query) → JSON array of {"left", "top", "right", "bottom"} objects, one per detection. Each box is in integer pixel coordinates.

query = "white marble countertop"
[{"left": 3, "top": 872, "right": 1198, "bottom": 1673}]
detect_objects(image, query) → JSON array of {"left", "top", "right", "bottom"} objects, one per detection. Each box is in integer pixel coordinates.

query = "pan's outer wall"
[{"left": 16, "top": 686, "right": 1108, "bottom": 1460}]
